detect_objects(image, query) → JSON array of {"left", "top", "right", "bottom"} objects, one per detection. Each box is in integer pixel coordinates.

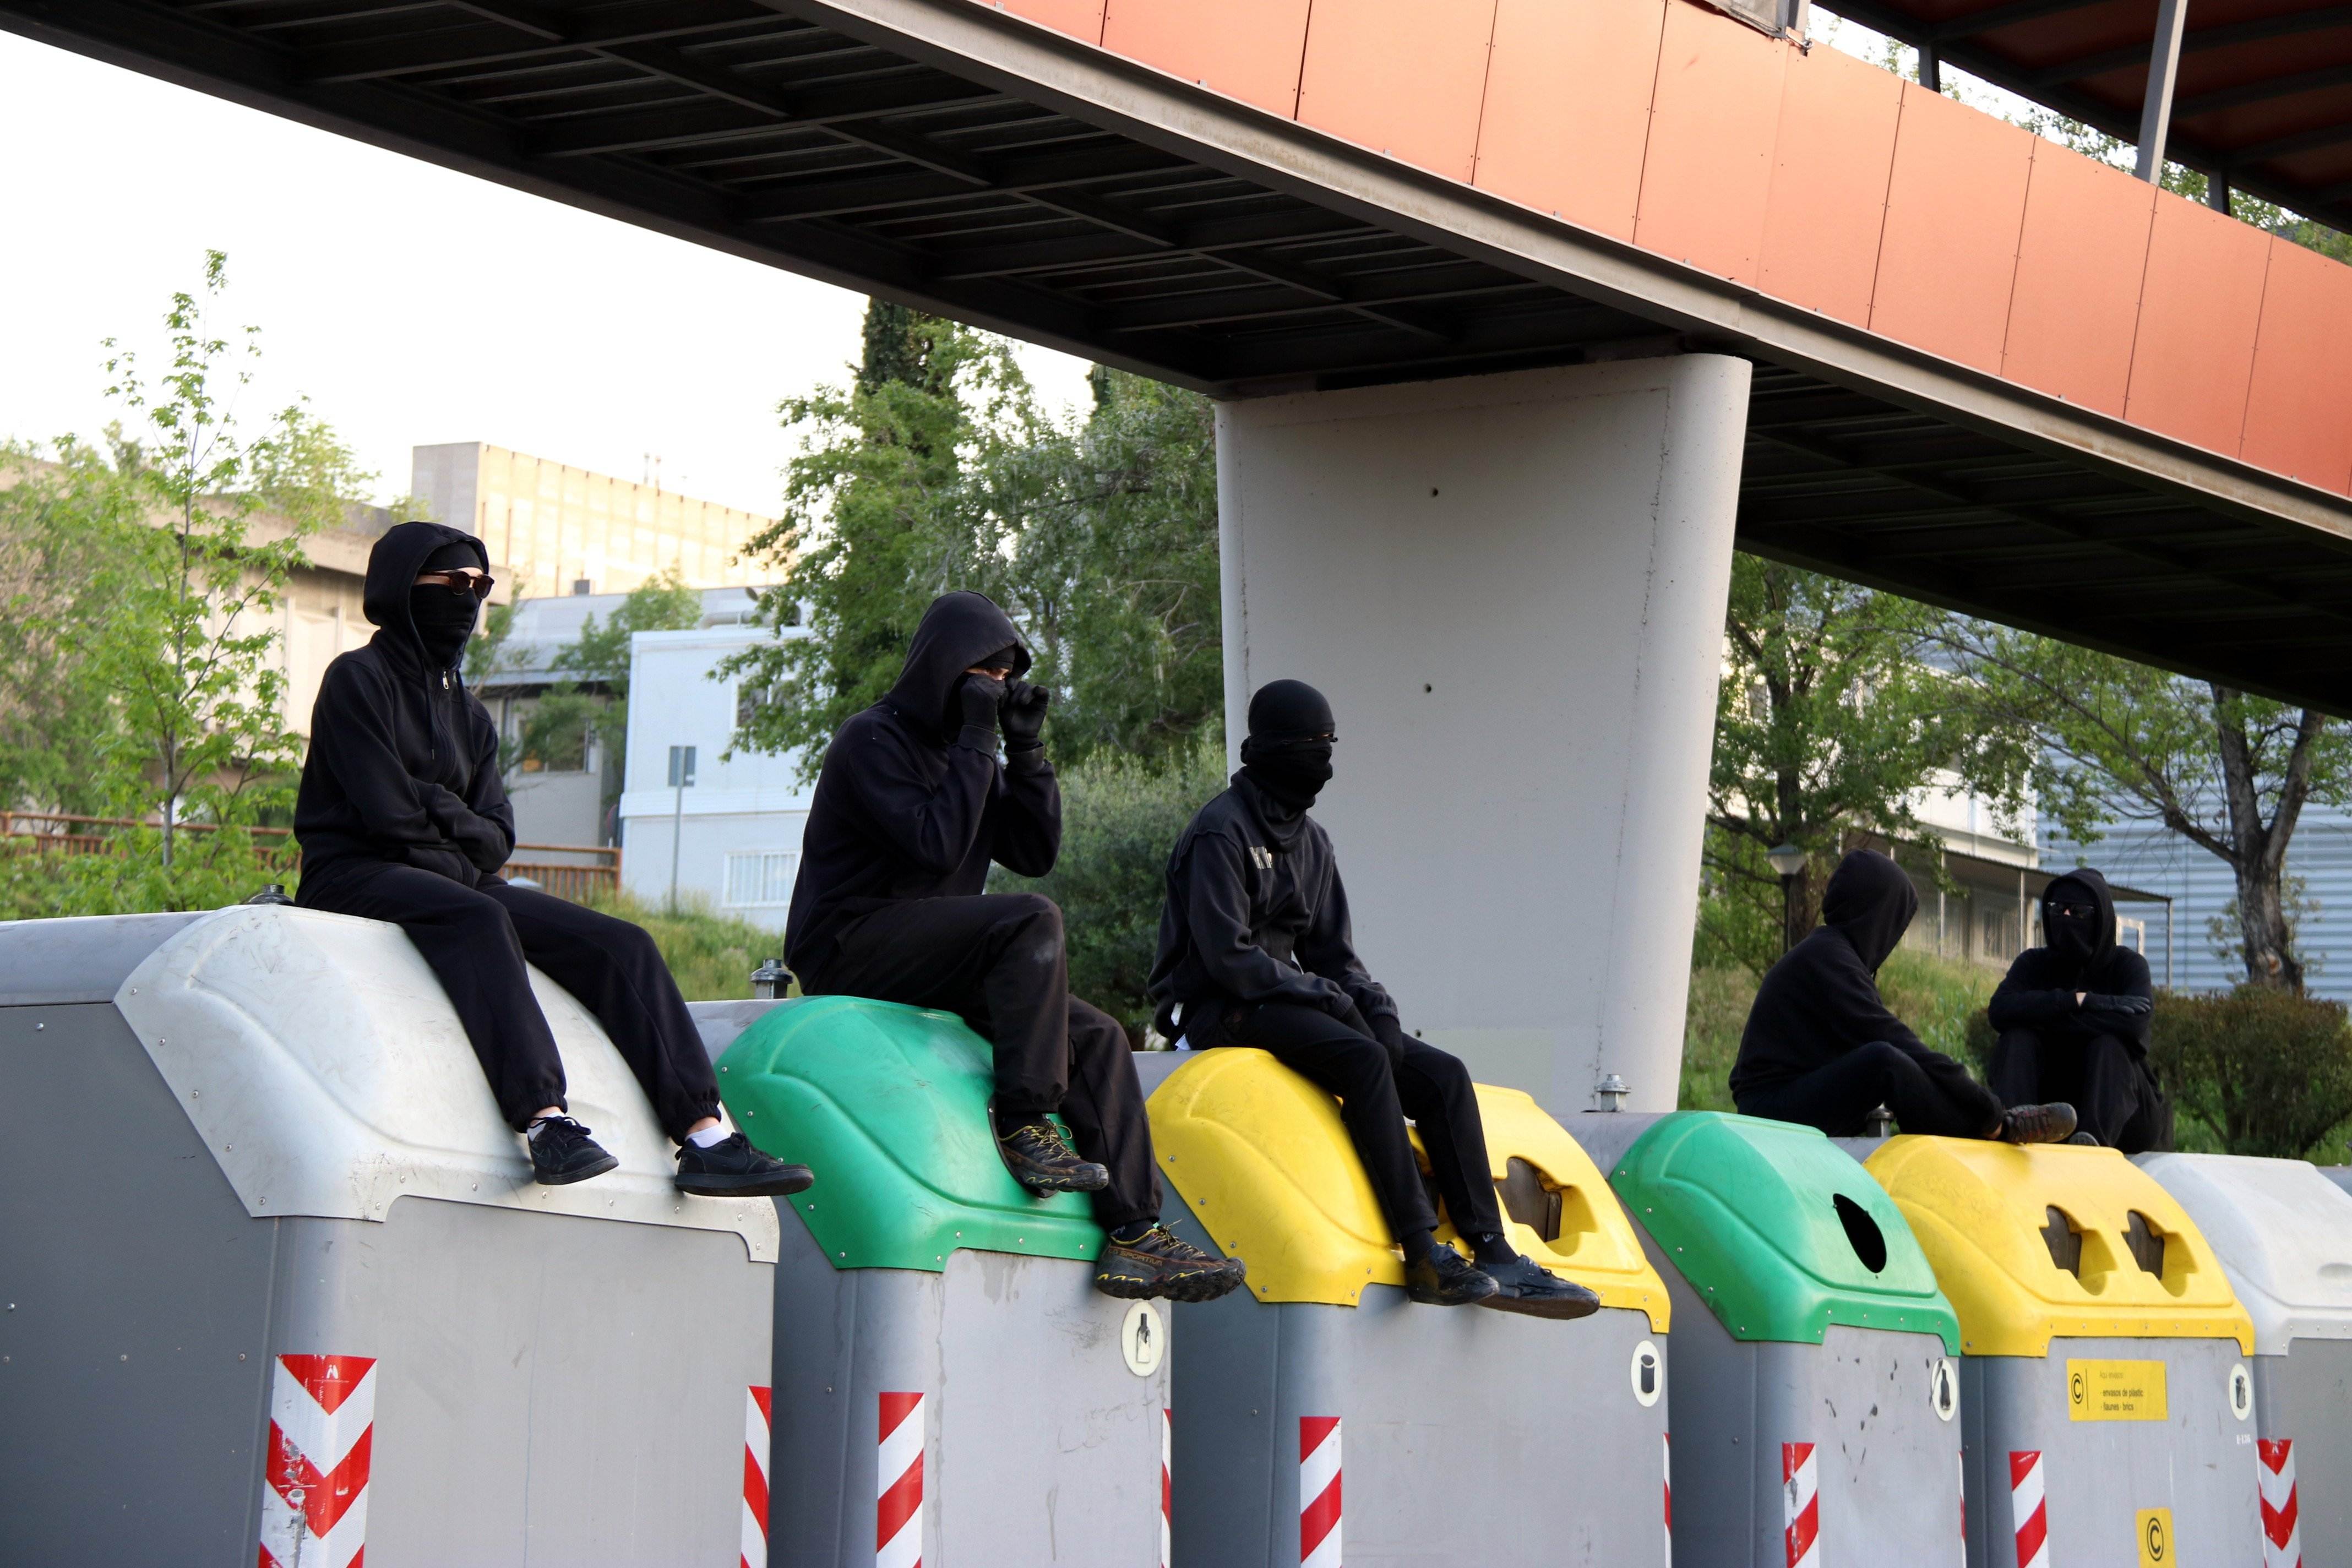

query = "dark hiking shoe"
[
  {"left": 674, "top": 1132, "right": 815, "bottom": 1197},
  {"left": 529, "top": 1116, "right": 619, "bottom": 1186},
  {"left": 2065, "top": 1131, "right": 2100, "bottom": 1146},
  {"left": 997, "top": 1119, "right": 1110, "bottom": 1194},
  {"left": 1477, "top": 1254, "right": 1604, "bottom": 1321},
  {"left": 1406, "top": 1244, "right": 1500, "bottom": 1306},
  {"left": 1095, "top": 1226, "right": 1248, "bottom": 1302},
  {"left": 2000, "top": 1102, "right": 2079, "bottom": 1145}
]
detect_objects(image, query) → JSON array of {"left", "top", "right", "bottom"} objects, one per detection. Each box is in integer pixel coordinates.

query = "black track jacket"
[
  {"left": 1988, "top": 869, "right": 2155, "bottom": 1054},
  {"left": 785, "top": 592, "right": 1058, "bottom": 973},
  {"left": 294, "top": 520, "right": 513, "bottom": 891}
]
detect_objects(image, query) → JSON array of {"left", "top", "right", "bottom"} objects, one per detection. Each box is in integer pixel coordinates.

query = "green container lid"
[
  {"left": 717, "top": 996, "right": 1103, "bottom": 1272},
  {"left": 1608, "top": 1112, "right": 1961, "bottom": 1353}
]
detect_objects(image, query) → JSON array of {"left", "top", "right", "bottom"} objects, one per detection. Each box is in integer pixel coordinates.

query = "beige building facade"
[{"left": 411, "top": 443, "right": 774, "bottom": 603}]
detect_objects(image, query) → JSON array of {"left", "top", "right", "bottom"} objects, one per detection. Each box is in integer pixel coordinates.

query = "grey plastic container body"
[
  {"left": 1158, "top": 1192, "right": 1669, "bottom": 1567},
  {"left": 2255, "top": 1342, "right": 2352, "bottom": 1563},
  {"left": 0, "top": 997, "right": 771, "bottom": 1567},
  {"left": 1960, "top": 1338, "right": 2262, "bottom": 1568},
  {"left": 766, "top": 1212, "right": 1170, "bottom": 1567},
  {"left": 2323, "top": 1167, "right": 2352, "bottom": 1199}
]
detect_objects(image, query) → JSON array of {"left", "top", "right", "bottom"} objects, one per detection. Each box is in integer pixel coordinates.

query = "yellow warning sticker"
[
  {"left": 2137, "top": 1506, "right": 2176, "bottom": 1566},
  {"left": 2067, "top": 1359, "right": 2169, "bottom": 1422}
]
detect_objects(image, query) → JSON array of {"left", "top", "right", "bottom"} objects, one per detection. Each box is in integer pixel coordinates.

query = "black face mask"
[
  {"left": 1239, "top": 737, "right": 1334, "bottom": 814},
  {"left": 2048, "top": 905, "right": 2100, "bottom": 965},
  {"left": 409, "top": 587, "right": 479, "bottom": 669}
]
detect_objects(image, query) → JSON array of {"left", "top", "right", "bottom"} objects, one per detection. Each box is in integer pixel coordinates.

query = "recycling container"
[
  {"left": 1869, "top": 1136, "right": 2261, "bottom": 1568},
  {"left": 0, "top": 906, "right": 778, "bottom": 1568},
  {"left": 1581, "top": 1112, "right": 1967, "bottom": 1568},
  {"left": 719, "top": 997, "right": 1169, "bottom": 1568},
  {"left": 1146, "top": 1046, "right": 1673, "bottom": 1567},
  {"left": 2140, "top": 1151, "right": 2352, "bottom": 1568}
]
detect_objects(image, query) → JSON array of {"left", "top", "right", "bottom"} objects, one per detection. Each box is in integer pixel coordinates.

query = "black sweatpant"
[
  {"left": 297, "top": 862, "right": 721, "bottom": 1139},
  {"left": 1989, "top": 1027, "right": 2170, "bottom": 1152},
  {"left": 796, "top": 893, "right": 1162, "bottom": 1232},
  {"left": 1216, "top": 1001, "right": 1505, "bottom": 1245},
  {"left": 1736, "top": 1040, "right": 2005, "bottom": 1140}
]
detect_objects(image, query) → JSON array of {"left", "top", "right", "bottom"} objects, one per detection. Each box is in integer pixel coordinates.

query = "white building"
[{"left": 617, "top": 620, "right": 812, "bottom": 932}]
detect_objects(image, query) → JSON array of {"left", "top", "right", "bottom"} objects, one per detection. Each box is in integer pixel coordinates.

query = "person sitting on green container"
[
  {"left": 787, "top": 590, "right": 1247, "bottom": 1304},
  {"left": 1985, "top": 869, "right": 2166, "bottom": 1151},
  {"left": 1148, "top": 679, "right": 1602, "bottom": 1319},
  {"left": 1730, "top": 848, "right": 2078, "bottom": 1145}
]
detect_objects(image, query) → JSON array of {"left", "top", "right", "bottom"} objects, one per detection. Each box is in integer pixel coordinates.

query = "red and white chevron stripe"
[
  {"left": 1958, "top": 1452, "right": 1969, "bottom": 1568},
  {"left": 877, "top": 1391, "right": 924, "bottom": 1568},
  {"left": 1159, "top": 1407, "right": 1172, "bottom": 1568},
  {"left": 2259, "top": 1438, "right": 2302, "bottom": 1568},
  {"left": 258, "top": 1353, "right": 375, "bottom": 1568},
  {"left": 1783, "top": 1442, "right": 1820, "bottom": 1568},
  {"left": 2010, "top": 1450, "right": 2049, "bottom": 1568},
  {"left": 1663, "top": 1431, "right": 1673, "bottom": 1561},
  {"left": 1300, "top": 1415, "right": 1341, "bottom": 1568},
  {"left": 743, "top": 1386, "right": 771, "bottom": 1568}
]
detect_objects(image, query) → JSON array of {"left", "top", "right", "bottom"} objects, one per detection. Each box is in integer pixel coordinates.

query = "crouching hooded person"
[
  {"left": 786, "top": 590, "right": 1245, "bottom": 1304},
  {"left": 1732, "top": 848, "right": 2079, "bottom": 1144},
  {"left": 1986, "top": 869, "right": 2168, "bottom": 1151},
  {"left": 295, "top": 521, "right": 813, "bottom": 1196},
  {"left": 1147, "top": 679, "right": 1600, "bottom": 1319}
]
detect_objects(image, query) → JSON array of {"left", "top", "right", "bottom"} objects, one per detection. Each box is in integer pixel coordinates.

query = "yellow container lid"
[
  {"left": 1146, "top": 1048, "right": 1668, "bottom": 1326},
  {"left": 1865, "top": 1135, "right": 2253, "bottom": 1357}
]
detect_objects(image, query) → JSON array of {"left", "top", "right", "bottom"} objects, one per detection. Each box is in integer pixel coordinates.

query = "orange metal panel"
[
  {"left": 1296, "top": 0, "right": 1499, "bottom": 183},
  {"left": 1634, "top": 0, "right": 1787, "bottom": 285},
  {"left": 1869, "top": 83, "right": 2034, "bottom": 373},
  {"left": 1756, "top": 41, "right": 1902, "bottom": 326},
  {"left": 992, "top": 0, "right": 1105, "bottom": 42},
  {"left": 2125, "top": 192, "right": 2272, "bottom": 456},
  {"left": 1100, "top": 0, "right": 1313, "bottom": 116},
  {"left": 2239, "top": 238, "right": 2352, "bottom": 495},
  {"left": 1474, "top": 0, "right": 1668, "bottom": 241},
  {"left": 2000, "top": 140, "right": 2154, "bottom": 417}
]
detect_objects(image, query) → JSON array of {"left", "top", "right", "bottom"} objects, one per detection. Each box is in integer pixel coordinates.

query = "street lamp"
[{"left": 1766, "top": 842, "right": 1807, "bottom": 955}]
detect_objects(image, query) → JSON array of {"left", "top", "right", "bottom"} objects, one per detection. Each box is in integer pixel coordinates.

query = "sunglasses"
[{"left": 418, "top": 571, "right": 496, "bottom": 601}]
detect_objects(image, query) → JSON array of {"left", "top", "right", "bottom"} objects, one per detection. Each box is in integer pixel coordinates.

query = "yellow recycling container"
[
  {"left": 1147, "top": 1047, "right": 1670, "bottom": 1565},
  {"left": 1868, "top": 1136, "right": 2263, "bottom": 1568}
]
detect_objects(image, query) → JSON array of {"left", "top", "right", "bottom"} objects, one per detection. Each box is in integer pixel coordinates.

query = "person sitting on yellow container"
[
  {"left": 1730, "top": 848, "right": 2078, "bottom": 1145},
  {"left": 1148, "top": 678, "right": 1599, "bottom": 1317}
]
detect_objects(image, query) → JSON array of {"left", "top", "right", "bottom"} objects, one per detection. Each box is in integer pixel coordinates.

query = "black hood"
[
  {"left": 1821, "top": 850, "right": 1918, "bottom": 973},
  {"left": 2041, "top": 868, "right": 2118, "bottom": 972},
  {"left": 883, "top": 591, "right": 1032, "bottom": 738},
  {"left": 364, "top": 520, "right": 488, "bottom": 671}
]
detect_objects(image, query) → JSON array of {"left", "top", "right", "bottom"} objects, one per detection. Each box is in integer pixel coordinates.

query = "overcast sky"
[{"left": 0, "top": 32, "right": 1095, "bottom": 519}]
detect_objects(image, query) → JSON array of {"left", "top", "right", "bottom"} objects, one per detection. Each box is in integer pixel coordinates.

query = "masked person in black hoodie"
[
  {"left": 787, "top": 591, "right": 1245, "bottom": 1304},
  {"left": 1732, "top": 849, "right": 2078, "bottom": 1144},
  {"left": 1986, "top": 870, "right": 2167, "bottom": 1151},
  {"left": 295, "top": 521, "right": 812, "bottom": 1196},
  {"left": 1148, "top": 680, "right": 1601, "bottom": 1319}
]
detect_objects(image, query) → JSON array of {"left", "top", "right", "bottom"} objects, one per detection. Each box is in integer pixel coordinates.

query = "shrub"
[
  {"left": 583, "top": 888, "right": 779, "bottom": 1003},
  {"left": 2148, "top": 987, "right": 2352, "bottom": 1161}
]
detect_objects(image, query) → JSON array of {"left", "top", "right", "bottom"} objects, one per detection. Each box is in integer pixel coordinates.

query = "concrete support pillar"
[{"left": 1215, "top": 357, "right": 1750, "bottom": 1114}]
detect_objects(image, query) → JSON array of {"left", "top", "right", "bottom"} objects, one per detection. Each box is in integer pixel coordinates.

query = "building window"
[
  {"left": 725, "top": 850, "right": 801, "bottom": 908},
  {"left": 736, "top": 679, "right": 793, "bottom": 732}
]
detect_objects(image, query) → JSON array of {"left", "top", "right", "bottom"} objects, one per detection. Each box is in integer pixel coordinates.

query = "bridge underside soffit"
[{"left": 11, "top": 0, "right": 2352, "bottom": 710}]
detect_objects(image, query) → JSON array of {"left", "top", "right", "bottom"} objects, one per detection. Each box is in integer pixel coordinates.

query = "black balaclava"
[
  {"left": 408, "top": 540, "right": 483, "bottom": 669},
  {"left": 1239, "top": 679, "right": 1336, "bottom": 837},
  {"left": 2041, "top": 869, "right": 2117, "bottom": 976}
]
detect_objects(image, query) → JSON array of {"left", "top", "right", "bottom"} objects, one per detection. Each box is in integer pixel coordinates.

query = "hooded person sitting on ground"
[
  {"left": 295, "top": 520, "right": 813, "bottom": 1196},
  {"left": 1986, "top": 869, "right": 2167, "bottom": 1151},
  {"left": 786, "top": 590, "right": 1246, "bottom": 1305},
  {"left": 1147, "top": 678, "right": 1602, "bottom": 1319},
  {"left": 1730, "top": 848, "right": 2077, "bottom": 1145}
]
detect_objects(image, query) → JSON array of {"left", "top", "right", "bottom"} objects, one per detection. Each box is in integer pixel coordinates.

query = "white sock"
[{"left": 685, "top": 1124, "right": 729, "bottom": 1148}]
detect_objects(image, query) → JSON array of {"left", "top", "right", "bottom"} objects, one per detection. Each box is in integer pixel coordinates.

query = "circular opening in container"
[{"left": 1834, "top": 1193, "right": 1887, "bottom": 1273}]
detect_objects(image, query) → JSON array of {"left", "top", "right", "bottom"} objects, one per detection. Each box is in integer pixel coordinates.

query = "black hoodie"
[
  {"left": 293, "top": 521, "right": 514, "bottom": 891},
  {"left": 785, "top": 592, "right": 1059, "bottom": 972},
  {"left": 1987, "top": 868, "right": 2155, "bottom": 1053},
  {"left": 1730, "top": 850, "right": 1943, "bottom": 1097}
]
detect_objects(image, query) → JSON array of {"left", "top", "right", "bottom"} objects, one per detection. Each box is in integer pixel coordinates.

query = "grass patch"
[{"left": 584, "top": 889, "right": 782, "bottom": 1003}]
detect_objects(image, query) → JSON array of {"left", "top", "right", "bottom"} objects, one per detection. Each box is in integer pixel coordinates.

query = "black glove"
[
  {"left": 1001, "top": 679, "right": 1051, "bottom": 748},
  {"left": 425, "top": 784, "right": 507, "bottom": 873},
  {"left": 1369, "top": 1011, "right": 1408, "bottom": 1069},
  {"left": 956, "top": 673, "right": 1006, "bottom": 735}
]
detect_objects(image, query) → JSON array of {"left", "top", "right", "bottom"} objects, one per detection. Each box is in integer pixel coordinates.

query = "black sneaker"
[
  {"left": 997, "top": 1118, "right": 1110, "bottom": 1194},
  {"left": 1478, "top": 1253, "right": 1604, "bottom": 1321},
  {"left": 675, "top": 1131, "right": 815, "bottom": 1197},
  {"left": 2065, "top": 1130, "right": 2100, "bottom": 1146},
  {"left": 1405, "top": 1244, "right": 1499, "bottom": 1306},
  {"left": 1095, "top": 1225, "right": 1248, "bottom": 1302},
  {"left": 529, "top": 1116, "right": 619, "bottom": 1186},
  {"left": 2000, "top": 1102, "right": 2079, "bottom": 1145}
]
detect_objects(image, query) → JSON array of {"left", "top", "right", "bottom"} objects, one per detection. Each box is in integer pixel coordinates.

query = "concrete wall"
[{"left": 1216, "top": 357, "right": 1750, "bottom": 1115}]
